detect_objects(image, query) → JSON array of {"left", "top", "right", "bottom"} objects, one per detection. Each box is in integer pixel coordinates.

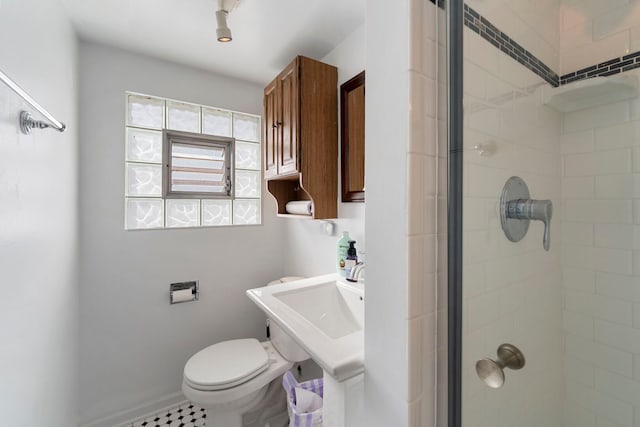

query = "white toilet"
[{"left": 182, "top": 278, "right": 309, "bottom": 427}]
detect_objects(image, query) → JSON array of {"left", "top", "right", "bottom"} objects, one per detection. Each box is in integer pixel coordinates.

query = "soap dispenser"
[
  {"left": 345, "top": 240, "right": 358, "bottom": 278},
  {"left": 337, "top": 231, "right": 350, "bottom": 276}
]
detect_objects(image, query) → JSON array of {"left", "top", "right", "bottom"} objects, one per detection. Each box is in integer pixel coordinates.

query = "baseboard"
[{"left": 80, "top": 392, "right": 187, "bottom": 427}]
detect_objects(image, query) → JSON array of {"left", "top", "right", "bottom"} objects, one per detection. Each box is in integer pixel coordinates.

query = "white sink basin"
[{"left": 247, "top": 274, "right": 364, "bottom": 381}]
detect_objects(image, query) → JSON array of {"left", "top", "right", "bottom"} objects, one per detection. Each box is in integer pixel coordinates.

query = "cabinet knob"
[
  {"left": 276, "top": 121, "right": 283, "bottom": 126},
  {"left": 272, "top": 124, "right": 277, "bottom": 129}
]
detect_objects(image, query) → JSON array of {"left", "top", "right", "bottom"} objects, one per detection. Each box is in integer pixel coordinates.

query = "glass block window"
[{"left": 125, "top": 92, "right": 261, "bottom": 230}]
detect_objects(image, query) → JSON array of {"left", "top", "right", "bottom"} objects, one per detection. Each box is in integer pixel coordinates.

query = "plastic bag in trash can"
[{"left": 282, "top": 370, "right": 324, "bottom": 427}]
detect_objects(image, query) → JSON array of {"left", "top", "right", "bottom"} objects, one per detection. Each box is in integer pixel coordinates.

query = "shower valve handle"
[
  {"left": 505, "top": 198, "right": 553, "bottom": 251},
  {"left": 500, "top": 176, "right": 553, "bottom": 251}
]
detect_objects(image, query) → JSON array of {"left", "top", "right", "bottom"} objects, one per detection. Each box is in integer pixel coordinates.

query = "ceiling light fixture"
[{"left": 216, "top": 0, "right": 233, "bottom": 42}]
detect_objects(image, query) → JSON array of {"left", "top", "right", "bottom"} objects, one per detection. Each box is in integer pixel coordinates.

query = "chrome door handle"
[{"left": 476, "top": 343, "right": 525, "bottom": 389}]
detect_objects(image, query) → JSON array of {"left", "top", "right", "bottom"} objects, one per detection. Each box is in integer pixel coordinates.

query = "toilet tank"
[{"left": 267, "top": 277, "right": 310, "bottom": 362}]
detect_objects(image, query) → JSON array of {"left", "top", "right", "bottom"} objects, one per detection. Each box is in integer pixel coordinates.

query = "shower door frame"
[{"left": 447, "top": 0, "right": 464, "bottom": 426}]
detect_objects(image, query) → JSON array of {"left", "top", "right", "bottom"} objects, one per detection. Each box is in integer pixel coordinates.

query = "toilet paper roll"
[
  {"left": 285, "top": 201, "right": 313, "bottom": 216},
  {"left": 171, "top": 289, "right": 194, "bottom": 303}
]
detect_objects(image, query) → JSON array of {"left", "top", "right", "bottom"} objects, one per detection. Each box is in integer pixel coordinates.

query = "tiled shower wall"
[
  {"left": 559, "top": 2, "right": 640, "bottom": 426},
  {"left": 407, "top": 0, "right": 443, "bottom": 425},
  {"left": 561, "top": 74, "right": 640, "bottom": 427},
  {"left": 461, "top": 23, "right": 564, "bottom": 427},
  {"left": 560, "top": 0, "right": 640, "bottom": 74},
  {"left": 414, "top": 1, "right": 640, "bottom": 426}
]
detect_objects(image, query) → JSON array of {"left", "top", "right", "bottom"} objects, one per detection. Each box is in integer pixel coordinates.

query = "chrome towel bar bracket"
[{"left": 0, "top": 69, "right": 66, "bottom": 134}]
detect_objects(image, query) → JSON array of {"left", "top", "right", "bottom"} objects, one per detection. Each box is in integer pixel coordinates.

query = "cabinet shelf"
[{"left": 263, "top": 56, "right": 338, "bottom": 220}]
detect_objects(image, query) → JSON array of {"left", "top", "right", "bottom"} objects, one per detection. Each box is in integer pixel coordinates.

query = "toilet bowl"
[{"left": 182, "top": 277, "right": 308, "bottom": 427}]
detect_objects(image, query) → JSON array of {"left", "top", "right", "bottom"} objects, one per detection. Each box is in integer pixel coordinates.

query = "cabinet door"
[
  {"left": 263, "top": 79, "right": 278, "bottom": 179},
  {"left": 277, "top": 60, "right": 299, "bottom": 176}
]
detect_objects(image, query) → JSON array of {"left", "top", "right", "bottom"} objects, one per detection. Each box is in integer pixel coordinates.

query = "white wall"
[
  {"left": 0, "top": 1, "right": 78, "bottom": 426},
  {"left": 364, "top": 1, "right": 411, "bottom": 426},
  {"left": 77, "top": 42, "right": 287, "bottom": 425},
  {"left": 282, "top": 24, "right": 366, "bottom": 278}
]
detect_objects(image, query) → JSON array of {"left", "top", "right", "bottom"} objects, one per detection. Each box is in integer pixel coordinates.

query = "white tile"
[
  {"left": 562, "top": 129, "right": 595, "bottom": 154},
  {"left": 564, "top": 267, "right": 596, "bottom": 293},
  {"left": 561, "top": 30, "right": 630, "bottom": 75},
  {"left": 407, "top": 154, "right": 427, "bottom": 236},
  {"left": 409, "top": 108, "right": 435, "bottom": 156},
  {"left": 593, "top": 2, "right": 640, "bottom": 41},
  {"left": 595, "top": 175, "right": 633, "bottom": 200},
  {"left": 408, "top": 236, "right": 426, "bottom": 319},
  {"left": 464, "top": 27, "right": 499, "bottom": 75},
  {"left": 564, "top": 310, "right": 595, "bottom": 339},
  {"left": 407, "top": 316, "right": 423, "bottom": 401},
  {"left": 634, "top": 354, "right": 640, "bottom": 381},
  {"left": 563, "top": 221, "right": 594, "bottom": 245},
  {"left": 566, "top": 333, "right": 633, "bottom": 377},
  {"left": 466, "top": 164, "right": 510, "bottom": 198},
  {"left": 566, "top": 290, "right": 633, "bottom": 325},
  {"left": 634, "top": 303, "right": 640, "bottom": 329},
  {"left": 595, "top": 149, "right": 633, "bottom": 175},
  {"left": 462, "top": 198, "right": 487, "bottom": 231},
  {"left": 565, "top": 355, "right": 596, "bottom": 387},
  {"left": 561, "top": 20, "right": 594, "bottom": 52},
  {"left": 465, "top": 289, "right": 503, "bottom": 331},
  {"left": 565, "top": 200, "right": 633, "bottom": 224},
  {"left": 595, "top": 121, "right": 640, "bottom": 151},
  {"left": 464, "top": 60, "right": 487, "bottom": 100},
  {"left": 463, "top": 262, "right": 486, "bottom": 299},
  {"left": 563, "top": 176, "right": 595, "bottom": 199},
  {"left": 564, "top": 152, "right": 594, "bottom": 176},
  {"left": 596, "top": 271, "right": 639, "bottom": 301},
  {"left": 409, "top": 72, "right": 436, "bottom": 121},
  {"left": 595, "top": 319, "right": 640, "bottom": 353},
  {"left": 564, "top": 97, "right": 630, "bottom": 133},
  {"left": 595, "top": 224, "right": 635, "bottom": 250},
  {"left": 566, "top": 379, "right": 633, "bottom": 427},
  {"left": 564, "top": 400, "right": 596, "bottom": 427}
]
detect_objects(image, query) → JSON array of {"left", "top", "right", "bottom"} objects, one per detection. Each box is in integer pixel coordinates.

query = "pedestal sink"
[{"left": 246, "top": 274, "right": 364, "bottom": 381}]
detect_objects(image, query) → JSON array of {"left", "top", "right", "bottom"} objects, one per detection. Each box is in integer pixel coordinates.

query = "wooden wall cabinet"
[{"left": 263, "top": 56, "right": 338, "bottom": 219}]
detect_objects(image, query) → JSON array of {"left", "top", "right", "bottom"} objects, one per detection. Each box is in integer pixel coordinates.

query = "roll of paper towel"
[
  {"left": 172, "top": 289, "right": 194, "bottom": 303},
  {"left": 285, "top": 201, "right": 313, "bottom": 216}
]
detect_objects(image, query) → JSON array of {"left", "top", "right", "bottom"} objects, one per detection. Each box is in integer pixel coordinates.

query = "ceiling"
[{"left": 62, "top": 0, "right": 366, "bottom": 85}]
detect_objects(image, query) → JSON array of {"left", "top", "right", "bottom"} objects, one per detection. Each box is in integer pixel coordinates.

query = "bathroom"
[{"left": 1, "top": 0, "right": 640, "bottom": 426}]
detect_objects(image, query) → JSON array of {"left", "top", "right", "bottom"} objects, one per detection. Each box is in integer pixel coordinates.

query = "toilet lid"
[{"left": 184, "top": 338, "right": 269, "bottom": 391}]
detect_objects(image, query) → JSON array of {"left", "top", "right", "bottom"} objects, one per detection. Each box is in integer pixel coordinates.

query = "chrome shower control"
[
  {"left": 500, "top": 176, "right": 553, "bottom": 251},
  {"left": 476, "top": 343, "right": 525, "bottom": 389}
]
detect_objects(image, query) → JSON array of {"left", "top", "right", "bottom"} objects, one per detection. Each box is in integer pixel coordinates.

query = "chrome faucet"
[{"left": 347, "top": 262, "right": 365, "bottom": 283}]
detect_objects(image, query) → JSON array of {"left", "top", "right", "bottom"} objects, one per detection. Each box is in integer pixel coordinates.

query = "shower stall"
[{"left": 445, "top": 0, "right": 640, "bottom": 426}]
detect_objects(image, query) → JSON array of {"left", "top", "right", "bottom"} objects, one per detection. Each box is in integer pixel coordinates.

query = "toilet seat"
[
  {"left": 184, "top": 338, "right": 269, "bottom": 391},
  {"left": 182, "top": 340, "right": 293, "bottom": 408}
]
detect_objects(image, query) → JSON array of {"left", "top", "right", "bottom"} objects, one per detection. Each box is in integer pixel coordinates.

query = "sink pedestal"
[{"left": 322, "top": 371, "right": 364, "bottom": 427}]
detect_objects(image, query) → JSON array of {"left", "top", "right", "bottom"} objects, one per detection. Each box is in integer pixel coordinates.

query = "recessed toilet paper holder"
[{"left": 170, "top": 281, "right": 199, "bottom": 304}]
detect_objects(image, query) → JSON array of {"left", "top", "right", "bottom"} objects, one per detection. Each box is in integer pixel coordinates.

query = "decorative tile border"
[
  {"left": 462, "top": 4, "right": 559, "bottom": 86},
  {"left": 560, "top": 52, "right": 640, "bottom": 84},
  {"left": 428, "top": 0, "right": 640, "bottom": 87}
]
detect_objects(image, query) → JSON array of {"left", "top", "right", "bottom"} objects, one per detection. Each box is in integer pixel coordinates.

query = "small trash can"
[{"left": 282, "top": 370, "right": 324, "bottom": 427}]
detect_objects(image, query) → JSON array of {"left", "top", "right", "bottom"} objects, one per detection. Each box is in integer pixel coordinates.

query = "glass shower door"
[{"left": 457, "top": 1, "right": 640, "bottom": 426}]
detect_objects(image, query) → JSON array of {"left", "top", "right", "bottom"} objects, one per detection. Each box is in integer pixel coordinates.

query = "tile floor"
[{"left": 130, "top": 402, "right": 206, "bottom": 427}]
